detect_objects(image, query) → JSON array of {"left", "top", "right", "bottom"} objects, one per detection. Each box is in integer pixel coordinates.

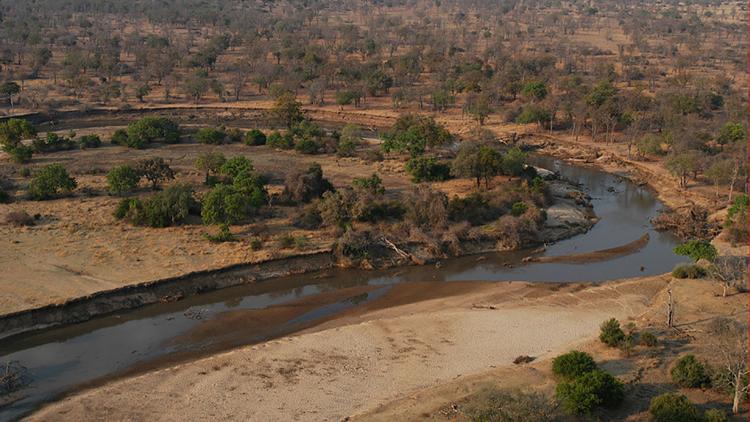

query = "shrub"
[
  {"left": 599, "top": 318, "right": 625, "bottom": 347},
  {"left": 28, "top": 164, "right": 77, "bottom": 200},
  {"left": 461, "top": 387, "right": 560, "bottom": 422},
  {"left": 5, "top": 210, "right": 34, "bottom": 226},
  {"left": 352, "top": 174, "right": 385, "bottom": 196},
  {"left": 195, "top": 127, "right": 227, "bottom": 144},
  {"left": 511, "top": 202, "right": 528, "bottom": 216},
  {"left": 0, "top": 118, "right": 36, "bottom": 150},
  {"left": 674, "top": 240, "right": 717, "bottom": 262},
  {"left": 294, "top": 137, "right": 320, "bottom": 154},
  {"left": 78, "top": 134, "right": 102, "bottom": 149},
  {"left": 555, "top": 369, "right": 624, "bottom": 415},
  {"left": 280, "top": 163, "right": 333, "bottom": 204},
  {"left": 704, "top": 408, "right": 728, "bottom": 422},
  {"left": 267, "top": 130, "right": 294, "bottom": 149},
  {"left": 293, "top": 204, "right": 323, "bottom": 229},
  {"left": 448, "top": 193, "right": 501, "bottom": 226},
  {"left": 225, "top": 128, "right": 243, "bottom": 143},
  {"left": 671, "top": 355, "right": 711, "bottom": 389},
  {"left": 294, "top": 236, "right": 307, "bottom": 249},
  {"left": 552, "top": 351, "right": 598, "bottom": 380},
  {"left": 33, "top": 132, "right": 77, "bottom": 152},
  {"left": 318, "top": 190, "right": 355, "bottom": 228},
  {"left": 111, "top": 129, "right": 129, "bottom": 146},
  {"left": 672, "top": 263, "right": 707, "bottom": 279},
  {"left": 203, "top": 224, "right": 237, "bottom": 243},
  {"left": 278, "top": 234, "right": 295, "bottom": 249},
  {"left": 18, "top": 167, "right": 31, "bottom": 178},
  {"left": 354, "top": 200, "right": 405, "bottom": 223},
  {"left": 640, "top": 331, "right": 658, "bottom": 347},
  {"left": 6, "top": 145, "right": 34, "bottom": 164},
  {"left": 114, "top": 184, "right": 197, "bottom": 228},
  {"left": 404, "top": 185, "right": 448, "bottom": 230},
  {"left": 649, "top": 393, "right": 703, "bottom": 422},
  {"left": 249, "top": 237, "right": 263, "bottom": 251},
  {"left": 106, "top": 165, "right": 140, "bottom": 195},
  {"left": 724, "top": 195, "right": 747, "bottom": 244},
  {"left": 405, "top": 155, "right": 451, "bottom": 182},
  {"left": 244, "top": 129, "right": 266, "bottom": 146},
  {"left": 381, "top": 114, "right": 452, "bottom": 155},
  {"left": 201, "top": 183, "right": 265, "bottom": 225}
]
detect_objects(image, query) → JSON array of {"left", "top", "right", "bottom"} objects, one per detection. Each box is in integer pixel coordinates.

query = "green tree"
[
  {"left": 555, "top": 369, "right": 624, "bottom": 415},
  {"left": 271, "top": 93, "right": 304, "bottom": 128},
  {"left": 244, "top": 129, "right": 266, "bottom": 146},
  {"left": 666, "top": 152, "right": 700, "bottom": 188},
  {"left": 599, "top": 318, "right": 625, "bottom": 347},
  {"left": 405, "top": 155, "right": 452, "bottom": 182},
  {"left": 106, "top": 165, "right": 140, "bottom": 195},
  {"left": 465, "top": 93, "right": 492, "bottom": 126},
  {"left": 0, "top": 82, "right": 21, "bottom": 108},
  {"left": 29, "top": 164, "right": 77, "bottom": 200},
  {"left": 674, "top": 240, "right": 717, "bottom": 262},
  {"left": 195, "top": 152, "right": 227, "bottom": 184},
  {"left": 522, "top": 81, "right": 548, "bottom": 101},
  {"left": 451, "top": 142, "right": 503, "bottom": 188},
  {"left": 136, "top": 157, "right": 175, "bottom": 190},
  {"left": 0, "top": 118, "right": 36, "bottom": 149},
  {"left": 649, "top": 394, "right": 703, "bottom": 422},
  {"left": 195, "top": 127, "right": 226, "bottom": 145},
  {"left": 552, "top": 351, "right": 598, "bottom": 380}
]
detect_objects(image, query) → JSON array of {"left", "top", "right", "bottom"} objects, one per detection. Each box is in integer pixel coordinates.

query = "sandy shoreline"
[{"left": 27, "top": 276, "right": 669, "bottom": 421}]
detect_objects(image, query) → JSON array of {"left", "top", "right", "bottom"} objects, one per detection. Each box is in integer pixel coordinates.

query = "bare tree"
[
  {"left": 708, "top": 256, "right": 747, "bottom": 297},
  {"left": 708, "top": 318, "right": 748, "bottom": 415}
]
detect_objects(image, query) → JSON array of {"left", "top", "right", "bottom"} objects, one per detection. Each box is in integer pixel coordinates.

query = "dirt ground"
[{"left": 26, "top": 274, "right": 746, "bottom": 421}]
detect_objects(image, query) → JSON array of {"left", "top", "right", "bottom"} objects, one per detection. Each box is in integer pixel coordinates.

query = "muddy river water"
[{"left": 0, "top": 156, "right": 685, "bottom": 421}]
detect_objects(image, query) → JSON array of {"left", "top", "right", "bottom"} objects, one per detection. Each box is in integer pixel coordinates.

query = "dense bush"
[
  {"left": 337, "top": 124, "right": 362, "bottom": 157},
  {"left": 649, "top": 393, "right": 704, "bottom": 422},
  {"left": 672, "top": 263, "right": 707, "bottom": 279},
  {"left": 555, "top": 369, "right": 624, "bottom": 415},
  {"left": 724, "top": 194, "right": 748, "bottom": 244},
  {"left": 122, "top": 117, "right": 181, "bottom": 148},
  {"left": 244, "top": 129, "right": 266, "bottom": 146},
  {"left": 78, "top": 134, "right": 102, "bottom": 149},
  {"left": 111, "top": 129, "right": 129, "bottom": 146},
  {"left": 511, "top": 201, "right": 528, "bottom": 216},
  {"left": 461, "top": 387, "right": 560, "bottom": 422},
  {"left": 640, "top": 331, "right": 658, "bottom": 347},
  {"left": 195, "top": 127, "right": 227, "bottom": 144},
  {"left": 280, "top": 163, "right": 334, "bottom": 204},
  {"left": 0, "top": 118, "right": 36, "bottom": 150},
  {"left": 674, "top": 240, "right": 717, "bottom": 262},
  {"left": 114, "top": 184, "right": 197, "bottom": 227},
  {"left": 106, "top": 165, "right": 140, "bottom": 195},
  {"left": 552, "top": 351, "right": 598, "bottom": 380},
  {"left": 671, "top": 355, "right": 711, "bottom": 389},
  {"left": 405, "top": 155, "right": 451, "bottom": 182},
  {"left": 704, "top": 408, "right": 729, "bottom": 422},
  {"left": 201, "top": 182, "right": 265, "bottom": 225},
  {"left": 354, "top": 199, "right": 405, "bottom": 223},
  {"left": 381, "top": 114, "right": 452, "bottom": 155},
  {"left": 599, "top": 318, "right": 625, "bottom": 347},
  {"left": 28, "top": 164, "right": 77, "bottom": 200},
  {"left": 448, "top": 192, "right": 501, "bottom": 226},
  {"left": 266, "top": 130, "right": 293, "bottom": 149},
  {"left": 32, "top": 132, "right": 77, "bottom": 152},
  {"left": 404, "top": 185, "right": 448, "bottom": 230},
  {"left": 6, "top": 145, "right": 34, "bottom": 163}
]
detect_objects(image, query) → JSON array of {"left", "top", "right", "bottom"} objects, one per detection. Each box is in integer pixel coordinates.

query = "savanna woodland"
[{"left": 0, "top": 0, "right": 747, "bottom": 421}]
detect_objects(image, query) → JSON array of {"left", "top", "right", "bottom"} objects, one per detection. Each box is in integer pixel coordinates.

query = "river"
[{"left": 0, "top": 157, "right": 685, "bottom": 421}]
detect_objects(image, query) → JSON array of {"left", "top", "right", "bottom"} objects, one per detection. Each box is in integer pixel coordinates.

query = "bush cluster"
[
  {"left": 28, "top": 164, "right": 77, "bottom": 200},
  {"left": 113, "top": 117, "right": 181, "bottom": 148},
  {"left": 114, "top": 184, "right": 198, "bottom": 227},
  {"left": 672, "top": 263, "right": 707, "bottom": 279},
  {"left": 552, "top": 351, "right": 624, "bottom": 416}
]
